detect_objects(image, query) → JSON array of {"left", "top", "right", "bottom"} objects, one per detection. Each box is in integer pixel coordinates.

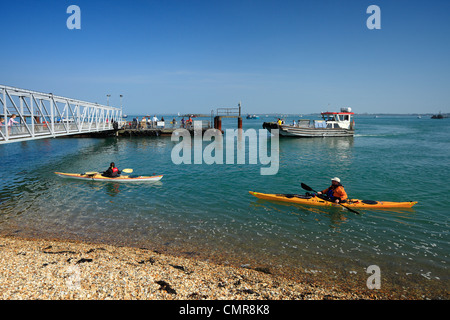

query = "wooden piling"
[{"left": 214, "top": 116, "right": 222, "bottom": 131}]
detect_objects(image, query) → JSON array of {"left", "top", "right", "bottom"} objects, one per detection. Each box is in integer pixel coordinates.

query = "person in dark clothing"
[{"left": 103, "top": 162, "right": 121, "bottom": 177}]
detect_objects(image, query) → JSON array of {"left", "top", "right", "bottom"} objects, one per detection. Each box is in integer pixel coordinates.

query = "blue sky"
[{"left": 1, "top": 0, "right": 449, "bottom": 114}]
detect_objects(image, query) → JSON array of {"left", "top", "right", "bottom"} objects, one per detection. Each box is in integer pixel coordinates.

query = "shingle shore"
[{"left": 0, "top": 235, "right": 392, "bottom": 300}]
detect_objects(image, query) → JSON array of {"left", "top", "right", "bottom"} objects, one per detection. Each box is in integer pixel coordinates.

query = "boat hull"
[
  {"left": 263, "top": 122, "right": 354, "bottom": 137},
  {"left": 249, "top": 191, "right": 417, "bottom": 209},
  {"left": 55, "top": 172, "right": 163, "bottom": 182}
]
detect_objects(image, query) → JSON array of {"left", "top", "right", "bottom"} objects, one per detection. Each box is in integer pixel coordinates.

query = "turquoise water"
[{"left": 0, "top": 115, "right": 448, "bottom": 298}]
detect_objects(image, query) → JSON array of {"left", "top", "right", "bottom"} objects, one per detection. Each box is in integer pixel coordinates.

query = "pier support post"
[
  {"left": 237, "top": 116, "right": 242, "bottom": 129},
  {"left": 214, "top": 116, "right": 222, "bottom": 131}
]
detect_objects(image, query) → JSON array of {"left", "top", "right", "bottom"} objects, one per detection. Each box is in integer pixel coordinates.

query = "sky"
[{"left": 1, "top": 0, "right": 449, "bottom": 114}]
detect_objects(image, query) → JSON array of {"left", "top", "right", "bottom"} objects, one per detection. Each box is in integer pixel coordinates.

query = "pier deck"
[{"left": 117, "top": 121, "right": 213, "bottom": 137}]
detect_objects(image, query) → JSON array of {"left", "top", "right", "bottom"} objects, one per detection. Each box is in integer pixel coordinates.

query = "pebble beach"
[{"left": 0, "top": 235, "right": 391, "bottom": 300}]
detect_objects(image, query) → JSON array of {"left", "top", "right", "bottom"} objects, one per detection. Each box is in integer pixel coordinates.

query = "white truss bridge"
[{"left": 1, "top": 85, "right": 122, "bottom": 144}]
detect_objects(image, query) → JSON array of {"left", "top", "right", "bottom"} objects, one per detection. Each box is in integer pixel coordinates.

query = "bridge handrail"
[{"left": 1, "top": 85, "right": 121, "bottom": 144}]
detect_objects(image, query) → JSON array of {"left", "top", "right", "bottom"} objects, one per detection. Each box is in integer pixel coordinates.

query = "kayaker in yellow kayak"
[
  {"left": 317, "top": 177, "right": 348, "bottom": 203},
  {"left": 102, "top": 162, "right": 122, "bottom": 178}
]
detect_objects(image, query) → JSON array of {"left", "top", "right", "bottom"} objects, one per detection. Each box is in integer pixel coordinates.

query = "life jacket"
[
  {"left": 323, "top": 183, "right": 348, "bottom": 201},
  {"left": 111, "top": 167, "right": 119, "bottom": 176},
  {"left": 326, "top": 188, "right": 335, "bottom": 198}
]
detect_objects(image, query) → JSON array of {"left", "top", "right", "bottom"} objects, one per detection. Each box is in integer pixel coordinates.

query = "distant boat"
[
  {"left": 246, "top": 114, "right": 259, "bottom": 119},
  {"left": 263, "top": 107, "right": 355, "bottom": 138},
  {"left": 122, "top": 114, "right": 128, "bottom": 118}
]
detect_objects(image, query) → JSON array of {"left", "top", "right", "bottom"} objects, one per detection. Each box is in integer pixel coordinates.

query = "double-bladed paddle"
[
  {"left": 82, "top": 168, "right": 133, "bottom": 176},
  {"left": 300, "top": 182, "right": 360, "bottom": 214}
]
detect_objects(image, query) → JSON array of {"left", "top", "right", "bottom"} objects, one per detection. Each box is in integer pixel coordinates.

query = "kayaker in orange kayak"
[{"left": 317, "top": 177, "right": 348, "bottom": 203}]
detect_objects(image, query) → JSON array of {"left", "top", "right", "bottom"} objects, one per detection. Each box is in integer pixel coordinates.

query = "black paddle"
[{"left": 300, "top": 182, "right": 360, "bottom": 214}]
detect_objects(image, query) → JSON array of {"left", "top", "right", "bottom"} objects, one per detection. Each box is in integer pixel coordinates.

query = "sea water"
[{"left": 0, "top": 115, "right": 448, "bottom": 298}]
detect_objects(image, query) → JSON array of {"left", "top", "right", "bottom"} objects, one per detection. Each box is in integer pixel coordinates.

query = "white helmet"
[{"left": 331, "top": 177, "right": 341, "bottom": 183}]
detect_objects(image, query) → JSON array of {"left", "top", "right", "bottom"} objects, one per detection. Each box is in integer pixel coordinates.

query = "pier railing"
[
  {"left": 216, "top": 102, "right": 241, "bottom": 118},
  {"left": 0, "top": 85, "right": 122, "bottom": 144}
]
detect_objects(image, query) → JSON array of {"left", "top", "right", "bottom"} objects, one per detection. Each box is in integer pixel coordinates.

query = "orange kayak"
[{"left": 249, "top": 191, "right": 417, "bottom": 209}]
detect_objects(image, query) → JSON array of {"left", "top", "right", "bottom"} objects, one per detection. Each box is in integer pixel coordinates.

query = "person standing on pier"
[
  {"left": 152, "top": 115, "right": 158, "bottom": 127},
  {"left": 186, "top": 116, "right": 193, "bottom": 128},
  {"left": 141, "top": 117, "right": 147, "bottom": 129},
  {"left": 8, "top": 114, "right": 19, "bottom": 135}
]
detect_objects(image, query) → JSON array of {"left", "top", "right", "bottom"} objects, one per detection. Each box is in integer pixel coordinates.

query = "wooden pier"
[
  {"left": 116, "top": 120, "right": 214, "bottom": 137},
  {"left": 1, "top": 93, "right": 245, "bottom": 142},
  {"left": 57, "top": 120, "right": 216, "bottom": 139},
  {"left": 213, "top": 102, "right": 243, "bottom": 131},
  {"left": 117, "top": 126, "right": 212, "bottom": 137}
]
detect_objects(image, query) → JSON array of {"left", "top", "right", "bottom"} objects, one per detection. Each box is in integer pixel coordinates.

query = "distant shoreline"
[{"left": 122, "top": 113, "right": 448, "bottom": 117}]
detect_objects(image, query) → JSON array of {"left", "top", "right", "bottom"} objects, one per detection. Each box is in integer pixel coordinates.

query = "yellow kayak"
[
  {"left": 55, "top": 172, "right": 163, "bottom": 182},
  {"left": 249, "top": 191, "right": 417, "bottom": 209}
]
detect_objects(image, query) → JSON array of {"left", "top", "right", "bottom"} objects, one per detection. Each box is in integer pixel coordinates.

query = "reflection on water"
[
  {"left": 279, "top": 136, "right": 354, "bottom": 167},
  {"left": 251, "top": 199, "right": 350, "bottom": 228},
  {"left": 104, "top": 182, "right": 121, "bottom": 197},
  {"left": 80, "top": 180, "right": 164, "bottom": 198}
]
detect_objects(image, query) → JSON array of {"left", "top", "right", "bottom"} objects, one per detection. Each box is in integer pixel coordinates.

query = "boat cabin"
[
  {"left": 320, "top": 108, "right": 354, "bottom": 129},
  {"left": 293, "top": 108, "right": 354, "bottom": 129}
]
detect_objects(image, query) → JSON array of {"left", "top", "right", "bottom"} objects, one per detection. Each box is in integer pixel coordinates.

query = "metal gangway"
[{"left": 0, "top": 85, "right": 122, "bottom": 144}]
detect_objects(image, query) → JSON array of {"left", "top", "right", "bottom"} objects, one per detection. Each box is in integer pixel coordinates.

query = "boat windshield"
[
  {"left": 322, "top": 113, "right": 351, "bottom": 122},
  {"left": 337, "top": 114, "right": 351, "bottom": 121},
  {"left": 322, "top": 114, "right": 337, "bottom": 121}
]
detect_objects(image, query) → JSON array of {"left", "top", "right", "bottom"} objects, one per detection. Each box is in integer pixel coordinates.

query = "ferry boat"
[{"left": 263, "top": 108, "right": 355, "bottom": 137}]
